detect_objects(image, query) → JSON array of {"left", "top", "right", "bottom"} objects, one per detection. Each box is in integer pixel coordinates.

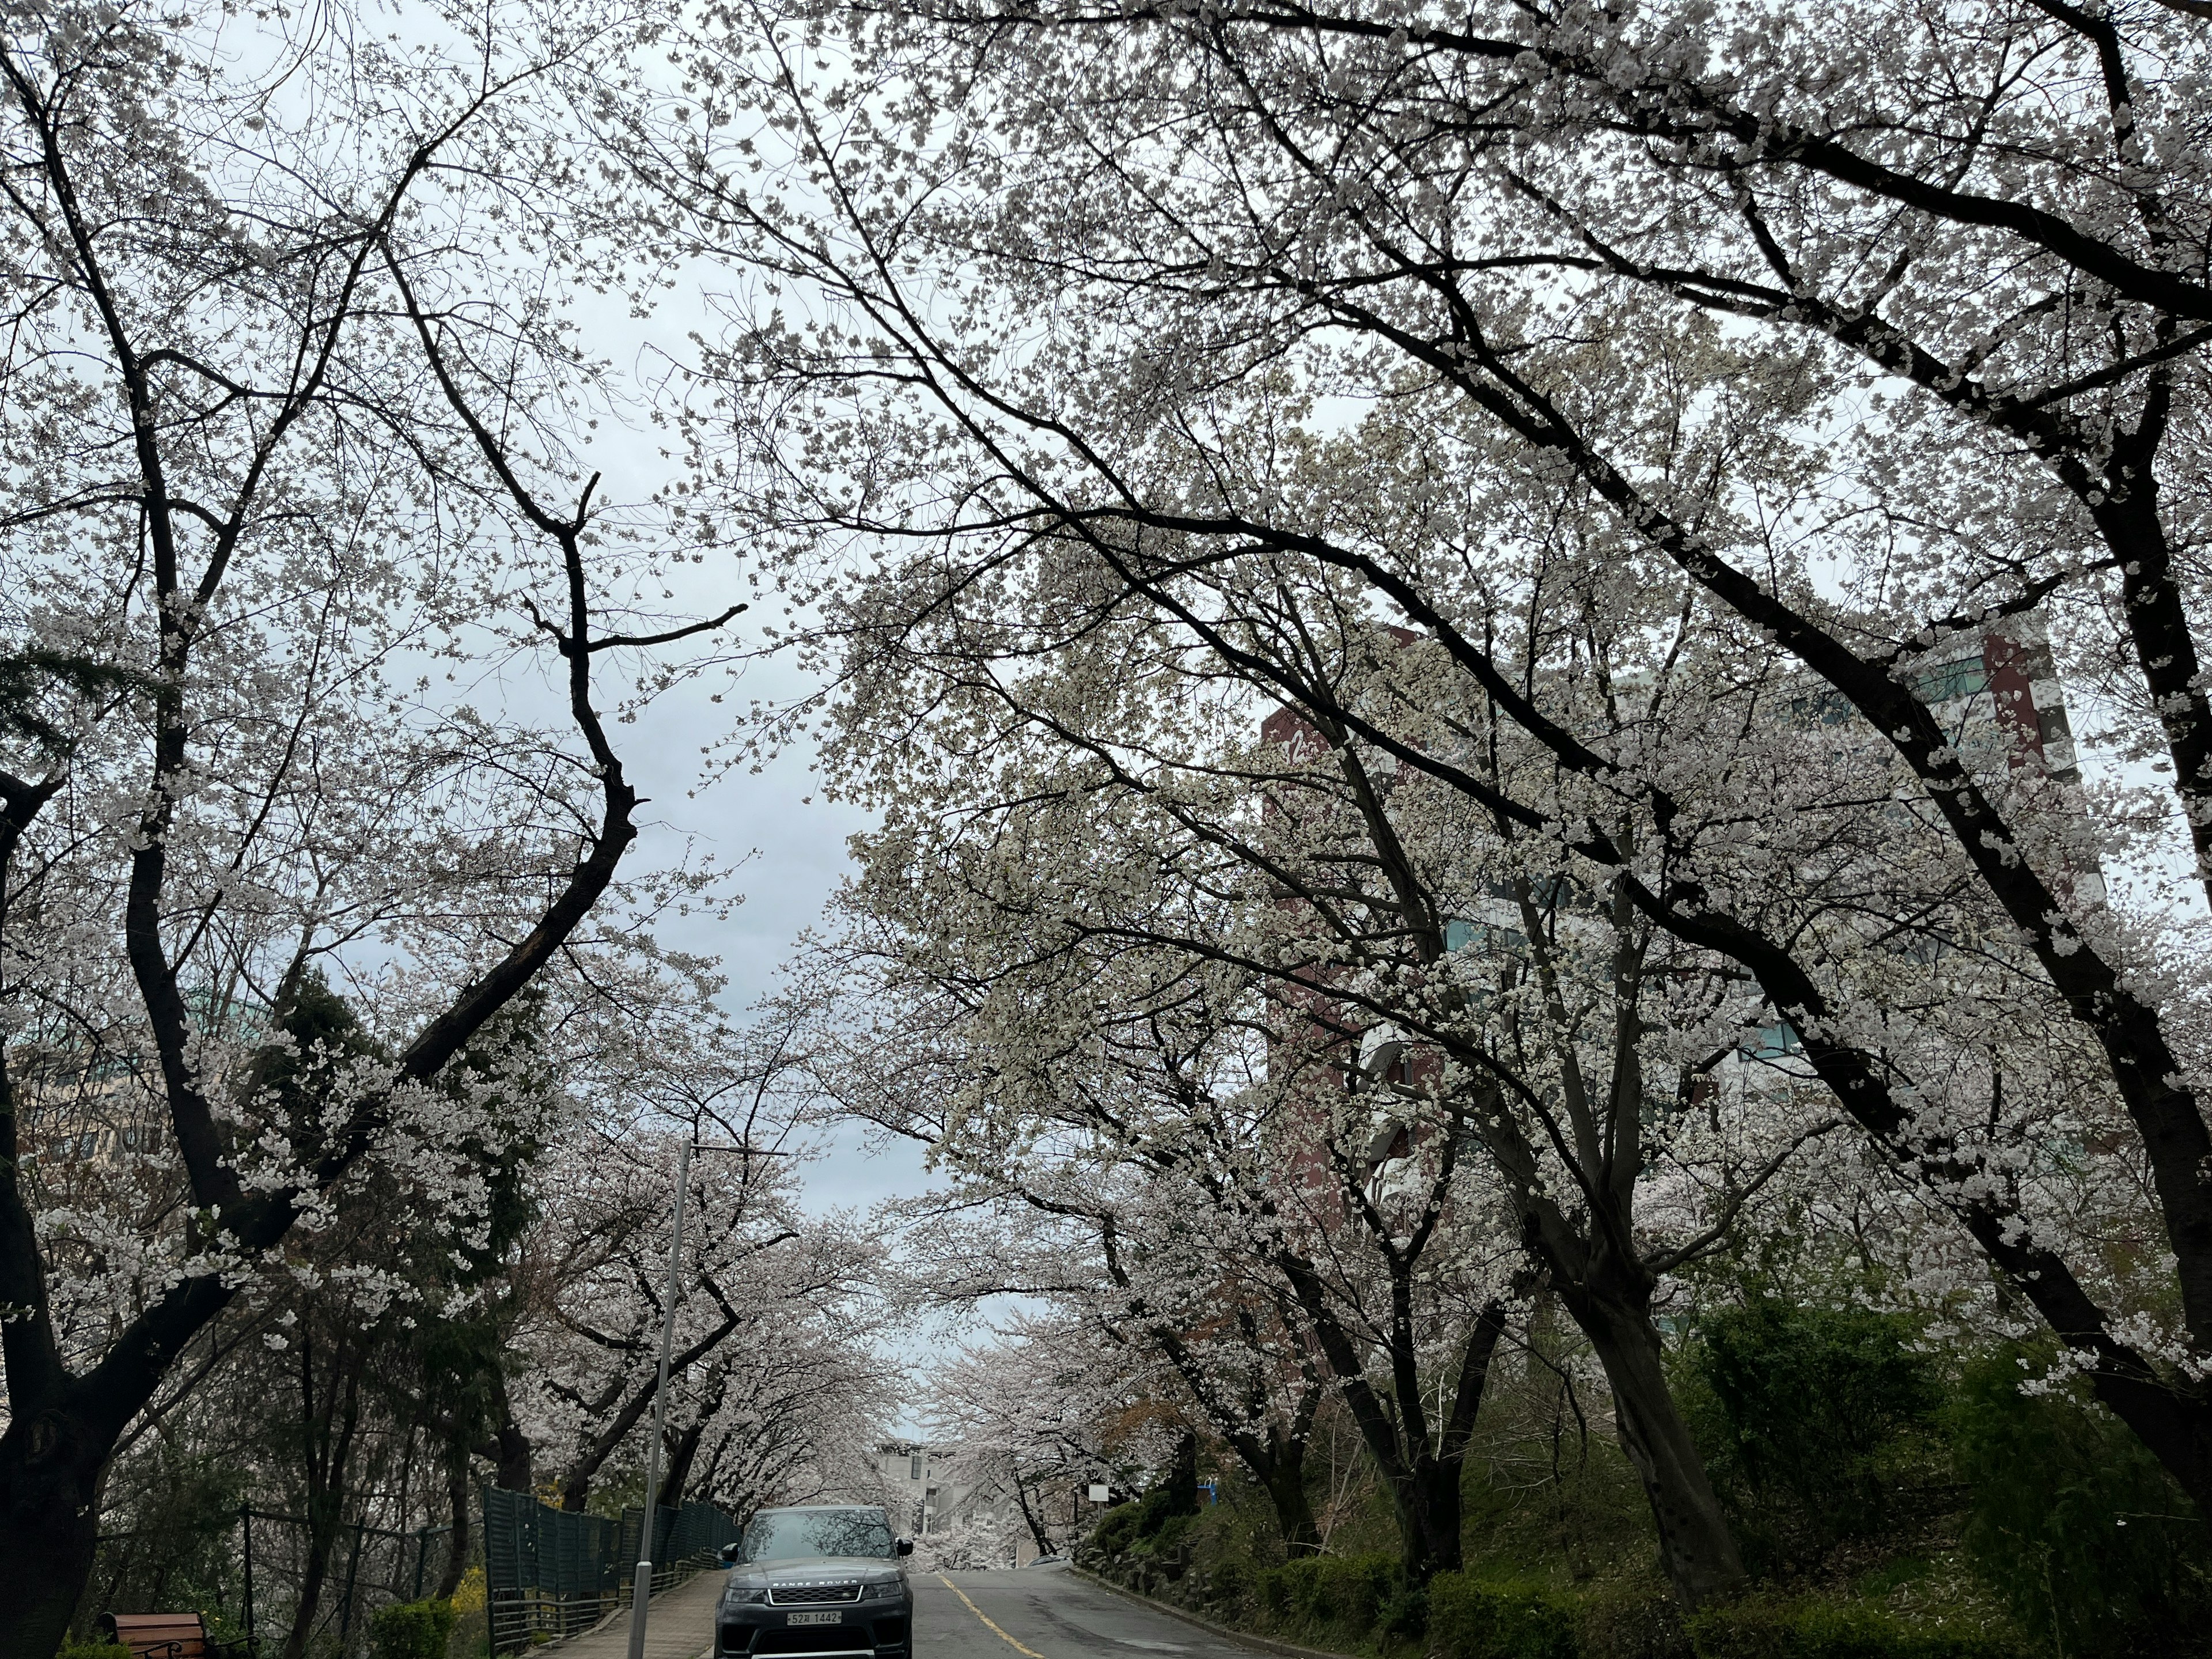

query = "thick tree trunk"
[
  {"left": 0, "top": 1414, "right": 102, "bottom": 1659},
  {"left": 491, "top": 1369, "right": 533, "bottom": 1492},
  {"left": 1388, "top": 1455, "right": 1465, "bottom": 1585},
  {"left": 495, "top": 1423, "right": 533, "bottom": 1493},
  {"left": 662, "top": 1419, "right": 707, "bottom": 1512},
  {"left": 1012, "top": 1475, "right": 1056, "bottom": 1560},
  {"left": 1555, "top": 1273, "right": 1745, "bottom": 1609},
  {"left": 436, "top": 1440, "right": 472, "bottom": 1600},
  {"left": 1258, "top": 1433, "right": 1321, "bottom": 1555},
  {"left": 1162, "top": 1432, "right": 1198, "bottom": 1514}
]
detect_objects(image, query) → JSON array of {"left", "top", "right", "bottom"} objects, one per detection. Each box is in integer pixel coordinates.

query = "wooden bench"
[{"left": 97, "top": 1612, "right": 250, "bottom": 1659}]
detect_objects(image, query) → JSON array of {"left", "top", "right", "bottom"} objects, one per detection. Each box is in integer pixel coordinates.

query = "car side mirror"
[
  {"left": 719, "top": 1542, "right": 741, "bottom": 1565},
  {"left": 896, "top": 1538, "right": 914, "bottom": 1558}
]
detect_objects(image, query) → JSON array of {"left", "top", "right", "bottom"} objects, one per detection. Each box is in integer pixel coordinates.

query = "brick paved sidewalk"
[{"left": 543, "top": 1570, "right": 724, "bottom": 1659}]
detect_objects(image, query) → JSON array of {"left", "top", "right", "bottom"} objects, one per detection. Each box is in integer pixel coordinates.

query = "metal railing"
[{"left": 482, "top": 1486, "right": 740, "bottom": 1652}]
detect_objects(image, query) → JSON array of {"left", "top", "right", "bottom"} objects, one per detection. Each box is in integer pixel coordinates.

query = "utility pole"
[{"left": 627, "top": 1137, "right": 694, "bottom": 1659}]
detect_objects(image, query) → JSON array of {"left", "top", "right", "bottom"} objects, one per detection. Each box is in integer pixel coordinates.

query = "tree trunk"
[
  {"left": 662, "top": 1419, "right": 707, "bottom": 1512},
  {"left": 1162, "top": 1432, "right": 1198, "bottom": 1515},
  {"left": 1012, "top": 1475, "right": 1056, "bottom": 1560},
  {"left": 436, "top": 1439, "right": 472, "bottom": 1601},
  {"left": 279, "top": 1330, "right": 364, "bottom": 1659},
  {"left": 1556, "top": 1274, "right": 1745, "bottom": 1609},
  {"left": 0, "top": 1412, "right": 102, "bottom": 1659},
  {"left": 279, "top": 1524, "right": 342, "bottom": 1659},
  {"left": 1280, "top": 1264, "right": 1505, "bottom": 1586},
  {"left": 1257, "top": 1431, "right": 1321, "bottom": 1554},
  {"left": 1389, "top": 1453, "right": 1465, "bottom": 1586},
  {"left": 491, "top": 1370, "right": 533, "bottom": 1491}
]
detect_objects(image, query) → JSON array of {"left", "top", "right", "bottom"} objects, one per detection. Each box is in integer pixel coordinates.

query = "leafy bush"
[
  {"left": 369, "top": 1597, "right": 456, "bottom": 1659},
  {"left": 58, "top": 1645, "right": 130, "bottom": 1659},
  {"left": 1150, "top": 1510, "right": 1196, "bottom": 1554},
  {"left": 1949, "top": 1348, "right": 2209, "bottom": 1654},
  {"left": 1088, "top": 1500, "right": 1143, "bottom": 1558},
  {"left": 1209, "top": 1558, "right": 1251, "bottom": 1604},
  {"left": 1308, "top": 1553, "right": 1395, "bottom": 1629},
  {"left": 1575, "top": 1584, "right": 1688, "bottom": 1659},
  {"left": 450, "top": 1564, "right": 486, "bottom": 1615},
  {"left": 1685, "top": 1300, "right": 1938, "bottom": 1567},
  {"left": 1376, "top": 1582, "right": 1429, "bottom": 1640},
  {"left": 1256, "top": 1553, "right": 1397, "bottom": 1631},
  {"left": 1686, "top": 1594, "right": 2014, "bottom": 1658},
  {"left": 1427, "top": 1572, "right": 1578, "bottom": 1659}
]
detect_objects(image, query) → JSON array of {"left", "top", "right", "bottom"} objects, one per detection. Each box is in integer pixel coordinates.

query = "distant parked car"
[{"left": 716, "top": 1503, "right": 915, "bottom": 1657}]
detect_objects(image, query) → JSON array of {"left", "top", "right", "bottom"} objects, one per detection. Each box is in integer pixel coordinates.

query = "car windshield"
[{"left": 741, "top": 1509, "right": 894, "bottom": 1563}]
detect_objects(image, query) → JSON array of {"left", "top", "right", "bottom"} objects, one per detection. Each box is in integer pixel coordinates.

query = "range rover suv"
[{"left": 715, "top": 1503, "right": 915, "bottom": 1657}]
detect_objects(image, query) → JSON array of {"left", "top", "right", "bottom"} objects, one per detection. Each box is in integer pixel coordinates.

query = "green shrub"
[
  {"left": 1210, "top": 1558, "right": 1251, "bottom": 1604},
  {"left": 1685, "top": 1300, "right": 1938, "bottom": 1569},
  {"left": 1088, "top": 1500, "right": 1142, "bottom": 1558},
  {"left": 1949, "top": 1347, "right": 2209, "bottom": 1653},
  {"left": 1575, "top": 1584, "right": 1689, "bottom": 1659},
  {"left": 1427, "top": 1571, "right": 1578, "bottom": 1659},
  {"left": 1309, "top": 1553, "right": 1395, "bottom": 1629},
  {"left": 59, "top": 1645, "right": 130, "bottom": 1659},
  {"left": 1150, "top": 1510, "right": 1196, "bottom": 1554},
  {"left": 1686, "top": 1594, "right": 2014, "bottom": 1658},
  {"left": 1090, "top": 1468, "right": 1201, "bottom": 1559},
  {"left": 1254, "top": 1553, "right": 1397, "bottom": 1630},
  {"left": 1377, "top": 1582, "right": 1429, "bottom": 1640},
  {"left": 369, "top": 1597, "right": 456, "bottom": 1659}
]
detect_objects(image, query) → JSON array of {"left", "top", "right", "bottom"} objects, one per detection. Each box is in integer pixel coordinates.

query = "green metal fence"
[{"left": 482, "top": 1487, "right": 741, "bottom": 1651}]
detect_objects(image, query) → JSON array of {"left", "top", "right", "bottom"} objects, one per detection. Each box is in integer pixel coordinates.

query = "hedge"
[
  {"left": 1687, "top": 1596, "right": 2017, "bottom": 1659},
  {"left": 369, "top": 1597, "right": 456, "bottom": 1659},
  {"left": 1427, "top": 1572, "right": 1579, "bottom": 1659},
  {"left": 1258, "top": 1553, "right": 1399, "bottom": 1633}
]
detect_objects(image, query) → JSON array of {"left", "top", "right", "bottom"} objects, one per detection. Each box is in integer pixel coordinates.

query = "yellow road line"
[{"left": 937, "top": 1572, "right": 1047, "bottom": 1658}]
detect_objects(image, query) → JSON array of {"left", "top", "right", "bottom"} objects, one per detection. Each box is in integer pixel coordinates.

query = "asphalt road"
[{"left": 916, "top": 1563, "right": 1271, "bottom": 1658}]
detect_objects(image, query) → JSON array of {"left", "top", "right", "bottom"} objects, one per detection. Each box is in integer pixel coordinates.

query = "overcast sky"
[{"left": 562, "top": 262, "right": 943, "bottom": 1230}]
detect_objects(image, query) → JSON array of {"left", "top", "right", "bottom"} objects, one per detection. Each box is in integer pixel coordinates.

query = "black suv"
[{"left": 715, "top": 1504, "right": 915, "bottom": 1657}]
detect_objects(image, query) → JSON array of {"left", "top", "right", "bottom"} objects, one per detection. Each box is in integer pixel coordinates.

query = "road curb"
[{"left": 1065, "top": 1563, "right": 1360, "bottom": 1659}]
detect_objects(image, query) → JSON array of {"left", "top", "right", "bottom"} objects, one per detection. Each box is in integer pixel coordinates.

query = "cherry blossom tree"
[
  {"left": 0, "top": 3, "right": 757, "bottom": 1649},
  {"left": 514, "top": 1119, "right": 885, "bottom": 1516},
  {"left": 801, "top": 725, "right": 1548, "bottom": 1580},
  {"left": 925, "top": 1319, "right": 1135, "bottom": 1562},
  {"left": 618, "top": 0, "right": 2212, "bottom": 1555}
]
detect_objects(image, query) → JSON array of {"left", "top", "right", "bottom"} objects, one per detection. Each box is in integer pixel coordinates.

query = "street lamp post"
[{"left": 627, "top": 1137, "right": 694, "bottom": 1659}]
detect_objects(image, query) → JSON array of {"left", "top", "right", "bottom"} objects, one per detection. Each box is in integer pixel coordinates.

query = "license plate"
[{"left": 787, "top": 1611, "right": 842, "bottom": 1626}]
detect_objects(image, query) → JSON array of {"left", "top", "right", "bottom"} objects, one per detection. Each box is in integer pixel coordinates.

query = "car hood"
[{"left": 725, "top": 1557, "right": 904, "bottom": 1593}]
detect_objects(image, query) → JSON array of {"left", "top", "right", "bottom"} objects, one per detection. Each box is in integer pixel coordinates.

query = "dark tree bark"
[
  {"left": 1548, "top": 1253, "right": 1742, "bottom": 1607},
  {"left": 1278, "top": 1268, "right": 1508, "bottom": 1585},
  {"left": 1097, "top": 1221, "right": 1325, "bottom": 1553},
  {"left": 436, "top": 1435, "right": 473, "bottom": 1601},
  {"left": 278, "top": 1331, "right": 366, "bottom": 1659},
  {"left": 1011, "top": 1472, "right": 1057, "bottom": 1561},
  {"left": 1251, "top": 1417, "right": 1323, "bottom": 1556}
]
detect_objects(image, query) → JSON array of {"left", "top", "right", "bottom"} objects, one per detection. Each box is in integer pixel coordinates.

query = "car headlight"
[
  {"left": 859, "top": 1581, "right": 899, "bottom": 1602},
  {"left": 726, "top": 1588, "right": 768, "bottom": 1605}
]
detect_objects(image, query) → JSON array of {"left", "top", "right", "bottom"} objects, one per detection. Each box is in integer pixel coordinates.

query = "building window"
[
  {"left": 1915, "top": 657, "right": 1988, "bottom": 704},
  {"left": 910, "top": 1453, "right": 922, "bottom": 1481}
]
